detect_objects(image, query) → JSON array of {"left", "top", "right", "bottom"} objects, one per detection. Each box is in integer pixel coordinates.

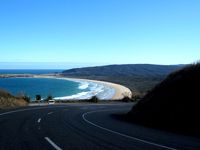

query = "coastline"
[
  {"left": 0, "top": 74, "right": 133, "bottom": 100},
  {"left": 33, "top": 75, "right": 132, "bottom": 100},
  {"left": 61, "top": 77, "right": 132, "bottom": 100}
]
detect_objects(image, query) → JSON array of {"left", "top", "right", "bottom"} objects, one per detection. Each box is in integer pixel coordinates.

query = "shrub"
[
  {"left": 132, "top": 95, "right": 141, "bottom": 101},
  {"left": 89, "top": 96, "right": 99, "bottom": 103},
  {"left": 35, "top": 94, "right": 41, "bottom": 101},
  {"left": 121, "top": 96, "right": 134, "bottom": 102},
  {"left": 15, "top": 92, "right": 31, "bottom": 103},
  {"left": 22, "top": 95, "right": 31, "bottom": 103},
  {"left": 46, "top": 95, "right": 53, "bottom": 101}
]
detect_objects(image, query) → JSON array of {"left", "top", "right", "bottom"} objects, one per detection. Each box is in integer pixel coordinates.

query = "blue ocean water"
[
  {"left": 0, "top": 77, "right": 115, "bottom": 100},
  {"left": 0, "top": 78, "right": 81, "bottom": 100}
]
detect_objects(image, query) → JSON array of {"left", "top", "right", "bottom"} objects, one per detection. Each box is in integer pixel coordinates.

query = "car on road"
[{"left": 48, "top": 99, "right": 55, "bottom": 104}]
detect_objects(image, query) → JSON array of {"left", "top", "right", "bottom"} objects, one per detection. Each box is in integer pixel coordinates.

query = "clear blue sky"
[{"left": 0, "top": 0, "right": 200, "bottom": 69}]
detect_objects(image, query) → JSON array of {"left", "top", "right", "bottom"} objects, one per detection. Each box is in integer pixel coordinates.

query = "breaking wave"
[{"left": 54, "top": 80, "right": 115, "bottom": 100}]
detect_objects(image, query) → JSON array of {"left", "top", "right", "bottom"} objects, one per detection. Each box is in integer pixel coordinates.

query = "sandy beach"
[
  {"left": 34, "top": 75, "right": 132, "bottom": 100},
  {"left": 62, "top": 78, "right": 132, "bottom": 100}
]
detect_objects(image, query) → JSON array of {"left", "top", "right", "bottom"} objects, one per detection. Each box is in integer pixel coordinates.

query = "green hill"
[
  {"left": 62, "top": 64, "right": 183, "bottom": 95},
  {"left": 129, "top": 63, "right": 200, "bottom": 137},
  {"left": 62, "top": 64, "right": 182, "bottom": 77}
]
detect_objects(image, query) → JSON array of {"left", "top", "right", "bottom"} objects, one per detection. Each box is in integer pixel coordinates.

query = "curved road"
[{"left": 0, "top": 103, "right": 200, "bottom": 150}]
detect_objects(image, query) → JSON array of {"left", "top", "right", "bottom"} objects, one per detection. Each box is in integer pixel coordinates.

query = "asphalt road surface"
[{"left": 0, "top": 103, "right": 200, "bottom": 150}]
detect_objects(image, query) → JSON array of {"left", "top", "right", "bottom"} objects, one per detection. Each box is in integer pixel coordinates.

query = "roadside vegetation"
[
  {"left": 0, "top": 89, "right": 28, "bottom": 109},
  {"left": 88, "top": 96, "right": 99, "bottom": 103}
]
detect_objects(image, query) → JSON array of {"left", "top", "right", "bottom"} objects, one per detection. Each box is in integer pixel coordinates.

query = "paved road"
[{"left": 0, "top": 103, "right": 200, "bottom": 150}]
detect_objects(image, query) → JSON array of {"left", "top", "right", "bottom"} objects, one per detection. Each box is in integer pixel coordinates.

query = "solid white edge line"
[
  {"left": 38, "top": 118, "right": 41, "bottom": 123},
  {"left": 82, "top": 110, "right": 177, "bottom": 150},
  {"left": 0, "top": 107, "right": 46, "bottom": 116},
  {"left": 45, "top": 137, "right": 62, "bottom": 150},
  {"left": 0, "top": 106, "right": 68, "bottom": 116}
]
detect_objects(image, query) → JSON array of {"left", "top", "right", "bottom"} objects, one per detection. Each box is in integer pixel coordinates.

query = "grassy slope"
[
  {"left": 0, "top": 89, "right": 27, "bottom": 109},
  {"left": 62, "top": 64, "right": 182, "bottom": 77},
  {"left": 128, "top": 63, "right": 200, "bottom": 137}
]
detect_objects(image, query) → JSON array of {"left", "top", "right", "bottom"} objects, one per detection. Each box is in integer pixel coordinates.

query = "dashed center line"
[
  {"left": 37, "top": 118, "right": 41, "bottom": 123},
  {"left": 47, "top": 112, "right": 54, "bottom": 115},
  {"left": 45, "top": 137, "right": 62, "bottom": 150}
]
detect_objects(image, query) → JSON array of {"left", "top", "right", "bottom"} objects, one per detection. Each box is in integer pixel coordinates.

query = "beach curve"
[{"left": 34, "top": 75, "right": 133, "bottom": 100}]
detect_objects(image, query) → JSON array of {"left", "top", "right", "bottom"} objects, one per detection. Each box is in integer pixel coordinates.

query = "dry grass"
[{"left": 0, "top": 89, "right": 28, "bottom": 109}]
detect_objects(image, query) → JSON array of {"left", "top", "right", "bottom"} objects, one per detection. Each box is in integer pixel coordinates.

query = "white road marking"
[
  {"left": 0, "top": 107, "right": 48, "bottom": 116},
  {"left": 45, "top": 137, "right": 62, "bottom": 150},
  {"left": 38, "top": 118, "right": 41, "bottom": 123},
  {"left": 0, "top": 106, "right": 68, "bottom": 116},
  {"left": 47, "top": 112, "right": 53, "bottom": 115},
  {"left": 82, "top": 110, "right": 177, "bottom": 150}
]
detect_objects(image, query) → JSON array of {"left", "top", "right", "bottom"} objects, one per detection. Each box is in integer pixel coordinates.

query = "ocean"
[{"left": 0, "top": 70, "right": 115, "bottom": 100}]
